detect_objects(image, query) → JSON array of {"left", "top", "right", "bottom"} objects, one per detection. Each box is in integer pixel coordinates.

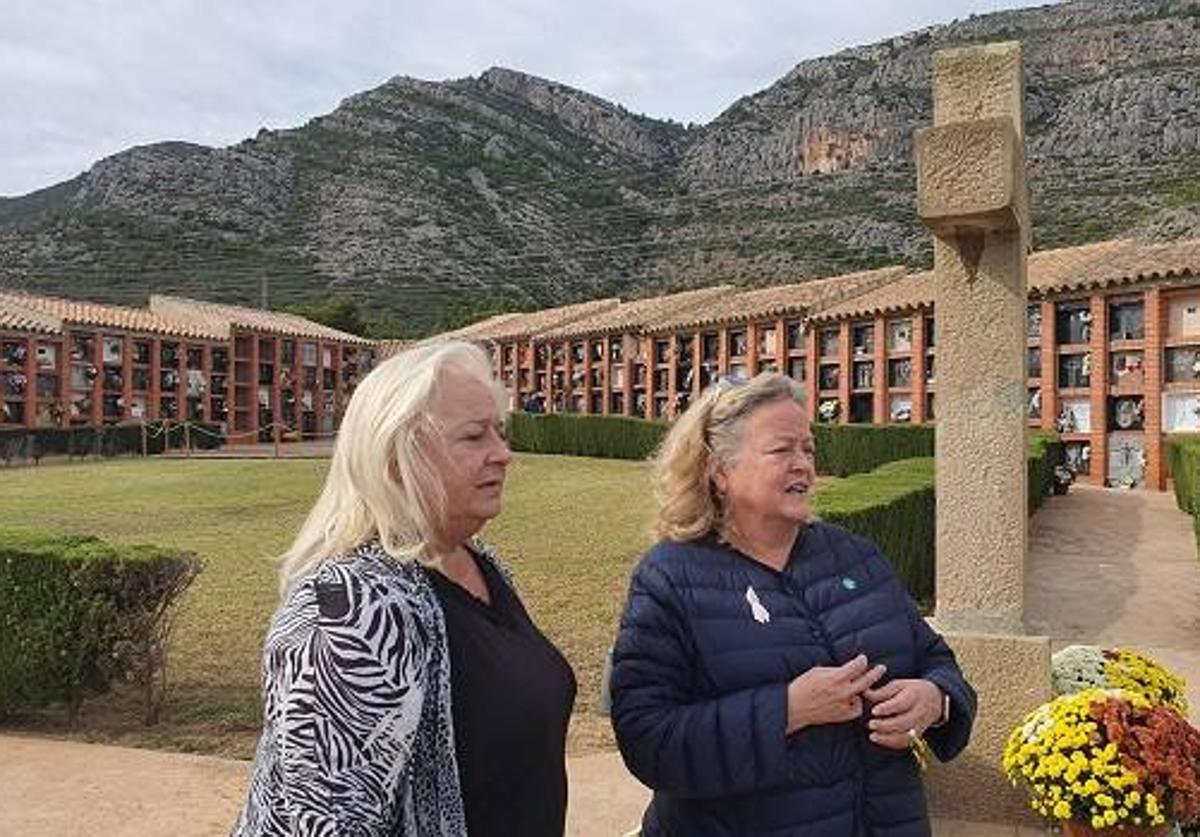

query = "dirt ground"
[{"left": 1, "top": 483, "right": 1196, "bottom": 836}]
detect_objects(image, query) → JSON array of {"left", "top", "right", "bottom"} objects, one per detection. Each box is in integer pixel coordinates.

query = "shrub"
[
  {"left": 1167, "top": 435, "right": 1200, "bottom": 515},
  {"left": 0, "top": 529, "right": 203, "bottom": 725},
  {"left": 0, "top": 421, "right": 224, "bottom": 465},
  {"left": 1027, "top": 430, "right": 1064, "bottom": 515},
  {"left": 1165, "top": 435, "right": 1200, "bottom": 555},
  {"left": 812, "top": 423, "right": 934, "bottom": 477},
  {"left": 507, "top": 413, "right": 667, "bottom": 460},
  {"left": 814, "top": 457, "right": 936, "bottom": 603},
  {"left": 813, "top": 435, "right": 1064, "bottom": 607},
  {"left": 507, "top": 412, "right": 934, "bottom": 474}
]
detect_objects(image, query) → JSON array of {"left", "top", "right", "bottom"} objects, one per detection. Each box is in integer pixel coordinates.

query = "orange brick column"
[
  {"left": 642, "top": 337, "right": 654, "bottom": 420},
  {"left": 90, "top": 333, "right": 104, "bottom": 425},
  {"left": 582, "top": 339, "right": 592, "bottom": 415},
  {"left": 837, "top": 321, "right": 852, "bottom": 424},
  {"left": 599, "top": 338, "right": 610, "bottom": 415},
  {"left": 621, "top": 337, "right": 633, "bottom": 417},
  {"left": 250, "top": 336, "right": 262, "bottom": 440},
  {"left": 272, "top": 339, "right": 284, "bottom": 440},
  {"left": 804, "top": 325, "right": 819, "bottom": 423},
  {"left": 120, "top": 336, "right": 134, "bottom": 421},
  {"left": 775, "top": 317, "right": 787, "bottom": 370},
  {"left": 148, "top": 338, "right": 162, "bottom": 421},
  {"left": 1088, "top": 294, "right": 1109, "bottom": 487},
  {"left": 1144, "top": 287, "right": 1165, "bottom": 490},
  {"left": 201, "top": 344, "right": 213, "bottom": 422},
  {"left": 54, "top": 334, "right": 68, "bottom": 426},
  {"left": 225, "top": 341, "right": 237, "bottom": 433},
  {"left": 746, "top": 322, "right": 759, "bottom": 377},
  {"left": 666, "top": 334, "right": 678, "bottom": 419},
  {"left": 544, "top": 340, "right": 558, "bottom": 414},
  {"left": 912, "top": 309, "right": 928, "bottom": 424},
  {"left": 1039, "top": 300, "right": 1057, "bottom": 432},
  {"left": 692, "top": 333, "right": 703, "bottom": 401},
  {"left": 717, "top": 327, "right": 729, "bottom": 379},
  {"left": 873, "top": 315, "right": 888, "bottom": 424},
  {"left": 22, "top": 336, "right": 36, "bottom": 429}
]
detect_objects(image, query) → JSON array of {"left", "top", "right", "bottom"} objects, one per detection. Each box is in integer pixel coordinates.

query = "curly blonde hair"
[{"left": 653, "top": 372, "right": 807, "bottom": 542}]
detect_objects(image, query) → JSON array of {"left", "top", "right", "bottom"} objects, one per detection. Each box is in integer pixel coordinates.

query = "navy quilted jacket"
[{"left": 610, "top": 522, "right": 976, "bottom": 837}]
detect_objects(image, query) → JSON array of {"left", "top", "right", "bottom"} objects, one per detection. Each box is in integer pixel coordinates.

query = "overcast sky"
[{"left": 2, "top": 0, "right": 1038, "bottom": 197}]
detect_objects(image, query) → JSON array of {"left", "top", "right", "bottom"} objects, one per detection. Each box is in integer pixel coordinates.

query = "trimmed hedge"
[
  {"left": 508, "top": 412, "right": 934, "bottom": 477},
  {"left": 1027, "top": 431, "right": 1064, "bottom": 516},
  {"left": 814, "top": 457, "right": 937, "bottom": 604},
  {"left": 0, "top": 421, "right": 224, "bottom": 465},
  {"left": 1165, "top": 436, "right": 1200, "bottom": 554},
  {"left": 812, "top": 424, "right": 933, "bottom": 477},
  {"left": 1166, "top": 435, "right": 1200, "bottom": 515},
  {"left": 508, "top": 413, "right": 667, "bottom": 461},
  {"left": 0, "top": 530, "right": 203, "bottom": 724},
  {"left": 812, "top": 433, "right": 1064, "bottom": 606}
]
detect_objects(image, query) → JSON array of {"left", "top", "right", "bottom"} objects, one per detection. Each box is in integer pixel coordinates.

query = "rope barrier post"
[
  {"left": 141, "top": 420, "right": 148, "bottom": 458},
  {"left": 273, "top": 421, "right": 281, "bottom": 459}
]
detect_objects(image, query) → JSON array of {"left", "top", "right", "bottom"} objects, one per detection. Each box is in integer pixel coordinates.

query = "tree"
[{"left": 286, "top": 296, "right": 366, "bottom": 336}]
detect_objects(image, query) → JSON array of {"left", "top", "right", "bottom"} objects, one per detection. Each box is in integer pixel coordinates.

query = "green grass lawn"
[{"left": 0, "top": 453, "right": 658, "bottom": 757}]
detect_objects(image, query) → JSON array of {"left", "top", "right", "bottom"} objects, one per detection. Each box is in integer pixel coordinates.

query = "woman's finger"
[
  {"left": 869, "top": 730, "right": 911, "bottom": 750},
  {"left": 868, "top": 710, "right": 921, "bottom": 735},
  {"left": 871, "top": 687, "right": 917, "bottom": 717},
  {"left": 848, "top": 664, "right": 888, "bottom": 695},
  {"left": 863, "top": 680, "right": 903, "bottom": 703}
]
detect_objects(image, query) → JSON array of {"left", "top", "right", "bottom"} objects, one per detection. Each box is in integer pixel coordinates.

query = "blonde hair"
[
  {"left": 278, "top": 340, "right": 505, "bottom": 594},
  {"left": 653, "top": 372, "right": 806, "bottom": 542}
]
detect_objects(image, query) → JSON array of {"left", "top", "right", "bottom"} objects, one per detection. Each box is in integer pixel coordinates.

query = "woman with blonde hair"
[
  {"left": 232, "top": 340, "right": 576, "bottom": 837},
  {"left": 610, "top": 372, "right": 975, "bottom": 836}
]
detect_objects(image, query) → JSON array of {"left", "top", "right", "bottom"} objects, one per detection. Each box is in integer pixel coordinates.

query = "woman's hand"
[
  {"left": 786, "top": 654, "right": 887, "bottom": 734},
  {"left": 863, "top": 679, "right": 944, "bottom": 749}
]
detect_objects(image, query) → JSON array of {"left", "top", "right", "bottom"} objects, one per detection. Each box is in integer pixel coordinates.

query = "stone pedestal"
[{"left": 924, "top": 631, "right": 1051, "bottom": 825}]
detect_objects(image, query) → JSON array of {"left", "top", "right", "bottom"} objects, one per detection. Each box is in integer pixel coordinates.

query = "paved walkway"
[
  {"left": 1025, "top": 484, "right": 1200, "bottom": 716},
  {"left": 1, "top": 484, "right": 1195, "bottom": 836}
]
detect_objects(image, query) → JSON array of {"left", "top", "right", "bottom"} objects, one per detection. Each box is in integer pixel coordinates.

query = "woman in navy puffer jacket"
[{"left": 611, "top": 373, "right": 975, "bottom": 837}]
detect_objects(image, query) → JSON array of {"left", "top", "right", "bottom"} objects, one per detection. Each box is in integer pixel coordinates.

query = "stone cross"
[
  {"left": 915, "top": 42, "right": 1051, "bottom": 825},
  {"left": 916, "top": 42, "right": 1030, "bottom": 634}
]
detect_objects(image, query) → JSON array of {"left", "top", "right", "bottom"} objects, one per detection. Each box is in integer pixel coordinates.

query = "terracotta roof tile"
[
  {"left": 809, "top": 271, "right": 934, "bottom": 322},
  {"left": 809, "top": 238, "right": 1200, "bottom": 321},
  {"left": 646, "top": 267, "right": 907, "bottom": 332},
  {"left": 0, "top": 296, "right": 63, "bottom": 335},
  {"left": 456, "top": 298, "right": 621, "bottom": 343},
  {"left": 538, "top": 286, "right": 736, "bottom": 340},
  {"left": 1029, "top": 238, "right": 1200, "bottom": 295},
  {"left": 374, "top": 339, "right": 414, "bottom": 359},
  {"left": 0, "top": 290, "right": 223, "bottom": 339},
  {"left": 149, "top": 295, "right": 372, "bottom": 344}
]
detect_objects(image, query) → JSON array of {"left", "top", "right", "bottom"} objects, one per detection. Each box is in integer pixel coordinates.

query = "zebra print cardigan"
[{"left": 232, "top": 540, "right": 484, "bottom": 837}]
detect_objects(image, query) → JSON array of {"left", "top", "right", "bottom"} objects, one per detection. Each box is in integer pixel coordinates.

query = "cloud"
[{"left": 0, "top": 0, "right": 1032, "bottom": 196}]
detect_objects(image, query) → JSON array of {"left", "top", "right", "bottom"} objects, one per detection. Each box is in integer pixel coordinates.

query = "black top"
[{"left": 429, "top": 552, "right": 577, "bottom": 837}]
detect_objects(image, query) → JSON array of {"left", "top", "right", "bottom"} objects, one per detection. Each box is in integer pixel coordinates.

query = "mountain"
[{"left": 2, "top": 0, "right": 1200, "bottom": 337}]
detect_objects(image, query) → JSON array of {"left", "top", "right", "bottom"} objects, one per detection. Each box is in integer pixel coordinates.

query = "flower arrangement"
[
  {"left": 1003, "top": 688, "right": 1200, "bottom": 832},
  {"left": 1052, "top": 646, "right": 1190, "bottom": 716}
]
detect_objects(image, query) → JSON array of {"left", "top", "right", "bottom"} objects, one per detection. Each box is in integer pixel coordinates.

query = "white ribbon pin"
[{"left": 745, "top": 586, "right": 771, "bottom": 624}]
